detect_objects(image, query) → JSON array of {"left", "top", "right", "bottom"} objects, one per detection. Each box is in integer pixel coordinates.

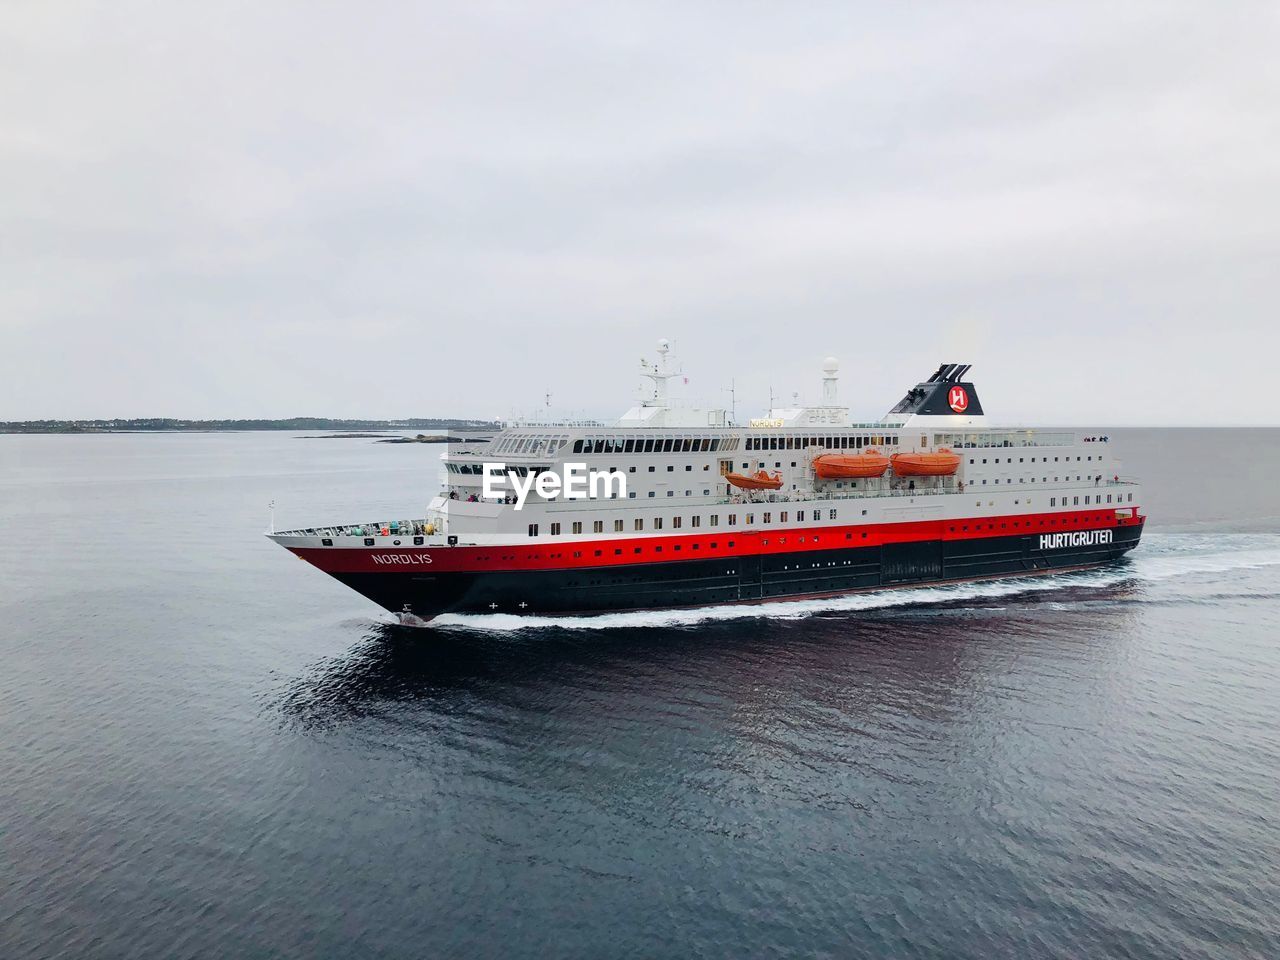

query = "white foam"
[{"left": 428, "top": 534, "right": 1280, "bottom": 634}]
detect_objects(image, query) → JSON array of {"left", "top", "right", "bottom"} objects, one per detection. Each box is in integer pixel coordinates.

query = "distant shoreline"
[{"left": 0, "top": 418, "right": 499, "bottom": 435}]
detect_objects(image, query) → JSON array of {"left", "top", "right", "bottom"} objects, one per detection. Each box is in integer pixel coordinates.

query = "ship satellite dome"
[
  {"left": 823, "top": 357, "right": 839, "bottom": 374},
  {"left": 657, "top": 338, "right": 670, "bottom": 353}
]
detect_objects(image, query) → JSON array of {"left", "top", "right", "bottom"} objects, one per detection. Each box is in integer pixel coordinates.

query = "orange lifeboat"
[
  {"left": 812, "top": 450, "right": 890, "bottom": 480},
  {"left": 890, "top": 448, "right": 961, "bottom": 477},
  {"left": 725, "top": 469, "right": 784, "bottom": 491}
]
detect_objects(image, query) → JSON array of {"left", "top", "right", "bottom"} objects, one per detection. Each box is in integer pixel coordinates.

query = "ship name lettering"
[
  {"left": 1038, "top": 529, "right": 1113, "bottom": 550},
  {"left": 371, "top": 553, "right": 433, "bottom": 565}
]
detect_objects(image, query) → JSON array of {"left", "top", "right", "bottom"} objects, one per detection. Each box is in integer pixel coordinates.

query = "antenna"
[{"left": 268, "top": 500, "right": 275, "bottom": 534}]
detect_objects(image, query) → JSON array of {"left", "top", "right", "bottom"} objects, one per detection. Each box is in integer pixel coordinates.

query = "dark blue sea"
[{"left": 2, "top": 429, "right": 1277, "bottom": 959}]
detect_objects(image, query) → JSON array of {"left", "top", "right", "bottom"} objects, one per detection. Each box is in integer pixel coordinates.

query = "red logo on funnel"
[{"left": 948, "top": 386, "right": 969, "bottom": 413}]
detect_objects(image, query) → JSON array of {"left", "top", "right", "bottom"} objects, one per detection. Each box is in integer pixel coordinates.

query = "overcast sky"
[{"left": 2, "top": 1, "right": 1278, "bottom": 425}]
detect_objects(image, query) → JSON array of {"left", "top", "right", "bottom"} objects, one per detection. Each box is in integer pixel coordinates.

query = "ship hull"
[{"left": 291, "top": 518, "right": 1144, "bottom": 621}]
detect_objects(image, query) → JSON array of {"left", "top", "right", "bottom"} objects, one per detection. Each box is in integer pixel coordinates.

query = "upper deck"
[{"left": 271, "top": 346, "right": 1142, "bottom": 549}]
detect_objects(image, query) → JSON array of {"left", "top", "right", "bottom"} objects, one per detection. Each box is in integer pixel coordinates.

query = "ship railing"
[
  {"left": 447, "top": 443, "right": 493, "bottom": 457},
  {"left": 274, "top": 519, "right": 433, "bottom": 538},
  {"left": 273, "top": 477, "right": 1144, "bottom": 536},
  {"left": 722, "top": 477, "right": 1139, "bottom": 506}
]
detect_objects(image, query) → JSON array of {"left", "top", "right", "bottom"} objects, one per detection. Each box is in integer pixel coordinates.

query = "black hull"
[{"left": 333, "top": 524, "right": 1144, "bottom": 620}]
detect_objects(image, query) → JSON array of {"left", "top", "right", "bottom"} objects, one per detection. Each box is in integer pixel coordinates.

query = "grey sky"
[{"left": 2, "top": 1, "right": 1278, "bottom": 425}]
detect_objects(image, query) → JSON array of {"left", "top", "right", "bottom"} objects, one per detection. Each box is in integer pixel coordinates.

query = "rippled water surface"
[{"left": 1, "top": 429, "right": 1278, "bottom": 959}]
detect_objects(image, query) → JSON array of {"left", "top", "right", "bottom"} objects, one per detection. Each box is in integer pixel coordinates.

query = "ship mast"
[{"left": 639, "top": 338, "right": 681, "bottom": 408}]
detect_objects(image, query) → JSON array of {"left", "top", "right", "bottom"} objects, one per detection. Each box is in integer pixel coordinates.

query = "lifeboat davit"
[
  {"left": 812, "top": 450, "right": 890, "bottom": 480},
  {"left": 725, "top": 469, "right": 784, "bottom": 491},
  {"left": 890, "top": 448, "right": 961, "bottom": 477}
]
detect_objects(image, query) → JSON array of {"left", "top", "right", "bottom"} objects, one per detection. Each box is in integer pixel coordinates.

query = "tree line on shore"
[{"left": 0, "top": 417, "right": 499, "bottom": 434}]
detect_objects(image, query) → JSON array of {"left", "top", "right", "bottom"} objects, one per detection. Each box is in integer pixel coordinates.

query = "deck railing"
[{"left": 275, "top": 479, "right": 1140, "bottom": 539}]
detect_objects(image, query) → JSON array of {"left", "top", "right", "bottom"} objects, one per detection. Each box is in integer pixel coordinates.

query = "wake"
[{"left": 426, "top": 533, "right": 1280, "bottom": 634}]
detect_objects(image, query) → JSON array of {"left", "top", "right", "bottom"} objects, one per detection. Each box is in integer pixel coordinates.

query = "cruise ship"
[{"left": 269, "top": 341, "right": 1144, "bottom": 621}]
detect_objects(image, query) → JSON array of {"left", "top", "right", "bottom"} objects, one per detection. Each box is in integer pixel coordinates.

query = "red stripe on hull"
[{"left": 290, "top": 508, "right": 1145, "bottom": 575}]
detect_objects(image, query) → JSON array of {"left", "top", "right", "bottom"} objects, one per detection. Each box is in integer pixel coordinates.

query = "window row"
[
  {"left": 447, "top": 462, "right": 554, "bottom": 475},
  {"left": 746, "top": 434, "right": 898, "bottom": 451},
  {"left": 975, "top": 475, "right": 1094, "bottom": 484},
  {"left": 1049, "top": 493, "right": 1133, "bottom": 506},
  {"left": 490, "top": 434, "right": 570, "bottom": 455},
  {"left": 531, "top": 508, "right": 842, "bottom": 536},
  {"left": 969, "top": 455, "right": 1102, "bottom": 465},
  {"left": 571, "top": 435, "right": 740, "bottom": 454},
  {"left": 933, "top": 431, "right": 1077, "bottom": 448}
]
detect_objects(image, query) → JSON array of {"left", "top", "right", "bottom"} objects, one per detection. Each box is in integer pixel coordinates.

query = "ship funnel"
[{"left": 888, "top": 363, "right": 983, "bottom": 417}]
